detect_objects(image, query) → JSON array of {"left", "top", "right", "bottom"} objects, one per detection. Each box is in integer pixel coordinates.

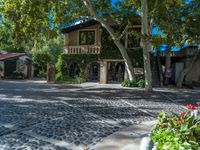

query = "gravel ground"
[{"left": 0, "top": 80, "right": 199, "bottom": 150}]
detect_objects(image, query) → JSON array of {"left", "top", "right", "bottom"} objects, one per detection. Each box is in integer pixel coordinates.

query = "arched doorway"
[
  {"left": 69, "top": 62, "right": 80, "bottom": 78},
  {"left": 108, "top": 62, "right": 125, "bottom": 83},
  {"left": 88, "top": 62, "right": 100, "bottom": 82}
]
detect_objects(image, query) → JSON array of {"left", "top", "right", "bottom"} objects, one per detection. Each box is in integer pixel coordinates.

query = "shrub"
[
  {"left": 151, "top": 103, "right": 200, "bottom": 150},
  {"left": 32, "top": 50, "right": 53, "bottom": 71},
  {"left": 137, "top": 79, "right": 145, "bottom": 88},
  {"left": 55, "top": 56, "right": 63, "bottom": 81},
  {"left": 55, "top": 72, "right": 62, "bottom": 81},
  {"left": 121, "top": 79, "right": 138, "bottom": 87},
  {"left": 75, "top": 75, "right": 83, "bottom": 84},
  {"left": 38, "top": 70, "right": 46, "bottom": 79}
]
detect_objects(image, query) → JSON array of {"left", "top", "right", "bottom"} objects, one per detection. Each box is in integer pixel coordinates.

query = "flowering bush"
[{"left": 151, "top": 102, "right": 200, "bottom": 150}]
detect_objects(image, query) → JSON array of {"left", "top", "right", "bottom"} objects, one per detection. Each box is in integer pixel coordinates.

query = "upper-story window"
[{"left": 79, "top": 30, "right": 95, "bottom": 45}]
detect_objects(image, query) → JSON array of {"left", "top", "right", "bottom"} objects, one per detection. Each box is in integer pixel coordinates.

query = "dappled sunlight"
[{"left": 0, "top": 80, "right": 199, "bottom": 149}]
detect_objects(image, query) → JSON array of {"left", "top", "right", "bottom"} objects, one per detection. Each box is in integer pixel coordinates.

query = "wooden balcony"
[{"left": 64, "top": 45, "right": 101, "bottom": 54}]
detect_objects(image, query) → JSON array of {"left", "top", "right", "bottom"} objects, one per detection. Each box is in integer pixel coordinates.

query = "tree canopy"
[
  {"left": 0, "top": 0, "right": 199, "bottom": 90},
  {"left": 1, "top": 0, "right": 199, "bottom": 48}
]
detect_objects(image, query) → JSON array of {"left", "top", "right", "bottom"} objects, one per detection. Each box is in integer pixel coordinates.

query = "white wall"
[
  {"left": 175, "top": 62, "right": 184, "bottom": 83},
  {"left": 18, "top": 56, "right": 33, "bottom": 78},
  {"left": 185, "top": 56, "right": 200, "bottom": 85}
]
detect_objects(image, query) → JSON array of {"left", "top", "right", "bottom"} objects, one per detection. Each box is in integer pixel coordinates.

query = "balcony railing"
[{"left": 64, "top": 45, "right": 101, "bottom": 54}]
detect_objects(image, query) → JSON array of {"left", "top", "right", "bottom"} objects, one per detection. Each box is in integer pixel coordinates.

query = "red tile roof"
[{"left": 0, "top": 53, "right": 25, "bottom": 61}]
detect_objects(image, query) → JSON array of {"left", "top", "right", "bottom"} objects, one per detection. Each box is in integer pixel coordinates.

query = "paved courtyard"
[{"left": 0, "top": 80, "right": 199, "bottom": 150}]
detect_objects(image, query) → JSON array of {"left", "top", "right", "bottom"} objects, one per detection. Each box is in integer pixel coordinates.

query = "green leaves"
[
  {"left": 121, "top": 79, "right": 138, "bottom": 87},
  {"left": 151, "top": 110, "right": 200, "bottom": 150},
  {"left": 1, "top": 0, "right": 55, "bottom": 42},
  {"left": 32, "top": 50, "right": 54, "bottom": 70}
]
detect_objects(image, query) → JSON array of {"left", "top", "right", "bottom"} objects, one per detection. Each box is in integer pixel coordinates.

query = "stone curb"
[{"left": 92, "top": 120, "right": 157, "bottom": 150}]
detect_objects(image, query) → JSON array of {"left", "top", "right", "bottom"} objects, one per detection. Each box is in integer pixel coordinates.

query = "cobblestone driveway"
[{"left": 0, "top": 80, "right": 199, "bottom": 150}]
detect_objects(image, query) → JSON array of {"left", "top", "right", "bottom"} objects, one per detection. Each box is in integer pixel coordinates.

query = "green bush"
[
  {"left": 38, "top": 70, "right": 46, "bottom": 79},
  {"left": 32, "top": 50, "right": 53, "bottom": 70},
  {"left": 55, "top": 72, "right": 62, "bottom": 81},
  {"left": 55, "top": 56, "right": 63, "bottom": 81},
  {"left": 137, "top": 79, "right": 145, "bottom": 88},
  {"left": 75, "top": 75, "right": 83, "bottom": 84},
  {"left": 121, "top": 79, "right": 138, "bottom": 87},
  {"left": 122, "top": 78, "right": 145, "bottom": 88},
  {"left": 151, "top": 103, "right": 200, "bottom": 150}
]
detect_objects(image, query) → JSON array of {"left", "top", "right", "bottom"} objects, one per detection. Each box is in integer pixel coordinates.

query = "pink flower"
[
  {"left": 186, "top": 104, "right": 196, "bottom": 110},
  {"left": 196, "top": 102, "right": 200, "bottom": 105}
]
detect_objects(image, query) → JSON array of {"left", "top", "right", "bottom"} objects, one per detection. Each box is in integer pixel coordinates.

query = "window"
[{"left": 79, "top": 30, "right": 95, "bottom": 45}]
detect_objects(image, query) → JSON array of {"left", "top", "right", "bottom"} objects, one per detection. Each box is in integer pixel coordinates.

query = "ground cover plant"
[{"left": 151, "top": 102, "right": 200, "bottom": 150}]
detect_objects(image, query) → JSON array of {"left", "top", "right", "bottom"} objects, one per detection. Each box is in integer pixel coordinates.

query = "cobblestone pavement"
[{"left": 0, "top": 80, "right": 199, "bottom": 150}]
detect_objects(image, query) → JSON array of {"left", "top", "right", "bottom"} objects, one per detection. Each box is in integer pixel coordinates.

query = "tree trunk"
[
  {"left": 83, "top": 0, "right": 135, "bottom": 80},
  {"left": 177, "top": 51, "right": 200, "bottom": 88},
  {"left": 156, "top": 51, "right": 164, "bottom": 87},
  {"left": 143, "top": 42, "right": 152, "bottom": 91},
  {"left": 112, "top": 39, "right": 135, "bottom": 80},
  {"left": 141, "top": 0, "right": 152, "bottom": 91}
]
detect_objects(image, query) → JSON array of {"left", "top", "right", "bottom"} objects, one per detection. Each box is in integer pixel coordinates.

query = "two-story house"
[{"left": 60, "top": 19, "right": 142, "bottom": 84}]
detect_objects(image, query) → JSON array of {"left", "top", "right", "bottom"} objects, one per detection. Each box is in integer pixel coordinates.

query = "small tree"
[
  {"left": 32, "top": 50, "right": 53, "bottom": 72},
  {"left": 43, "top": 35, "right": 64, "bottom": 63}
]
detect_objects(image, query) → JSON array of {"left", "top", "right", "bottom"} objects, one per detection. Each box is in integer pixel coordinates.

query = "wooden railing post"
[{"left": 65, "top": 46, "right": 101, "bottom": 54}]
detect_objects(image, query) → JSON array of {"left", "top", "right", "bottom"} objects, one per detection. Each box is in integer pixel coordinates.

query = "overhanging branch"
[{"left": 116, "top": 22, "right": 131, "bottom": 40}]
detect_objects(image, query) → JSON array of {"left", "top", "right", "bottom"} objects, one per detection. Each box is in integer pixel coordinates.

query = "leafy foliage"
[
  {"left": 55, "top": 55, "right": 63, "bottom": 81},
  {"left": 0, "top": 16, "right": 33, "bottom": 52},
  {"left": 151, "top": 103, "right": 200, "bottom": 150},
  {"left": 137, "top": 78, "right": 145, "bottom": 88},
  {"left": 1, "top": 0, "right": 199, "bottom": 86},
  {"left": 100, "top": 28, "right": 144, "bottom": 67},
  {"left": 121, "top": 78, "right": 145, "bottom": 88},
  {"left": 32, "top": 50, "right": 53, "bottom": 71},
  {"left": 0, "top": 0, "right": 58, "bottom": 43},
  {"left": 42, "top": 35, "right": 64, "bottom": 63},
  {"left": 121, "top": 79, "right": 138, "bottom": 87},
  {"left": 55, "top": 53, "right": 99, "bottom": 81},
  {"left": 55, "top": 43, "right": 143, "bottom": 82},
  {"left": 126, "top": 0, "right": 200, "bottom": 46},
  {"left": 38, "top": 70, "right": 47, "bottom": 79}
]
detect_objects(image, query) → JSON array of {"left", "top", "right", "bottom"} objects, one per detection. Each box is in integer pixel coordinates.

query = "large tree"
[
  {"left": 1, "top": 0, "right": 199, "bottom": 89},
  {"left": 1, "top": 0, "right": 138, "bottom": 81},
  {"left": 0, "top": 15, "right": 31, "bottom": 52},
  {"left": 127, "top": 0, "right": 200, "bottom": 88},
  {"left": 154, "top": 0, "right": 200, "bottom": 87}
]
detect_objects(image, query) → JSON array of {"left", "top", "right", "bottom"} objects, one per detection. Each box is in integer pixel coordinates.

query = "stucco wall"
[
  {"left": 185, "top": 55, "right": 200, "bottom": 85},
  {"left": 0, "top": 61, "right": 4, "bottom": 78},
  {"left": 65, "top": 24, "right": 101, "bottom": 46},
  {"left": 18, "top": 56, "right": 28, "bottom": 76},
  {"left": 18, "top": 56, "right": 33, "bottom": 78}
]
